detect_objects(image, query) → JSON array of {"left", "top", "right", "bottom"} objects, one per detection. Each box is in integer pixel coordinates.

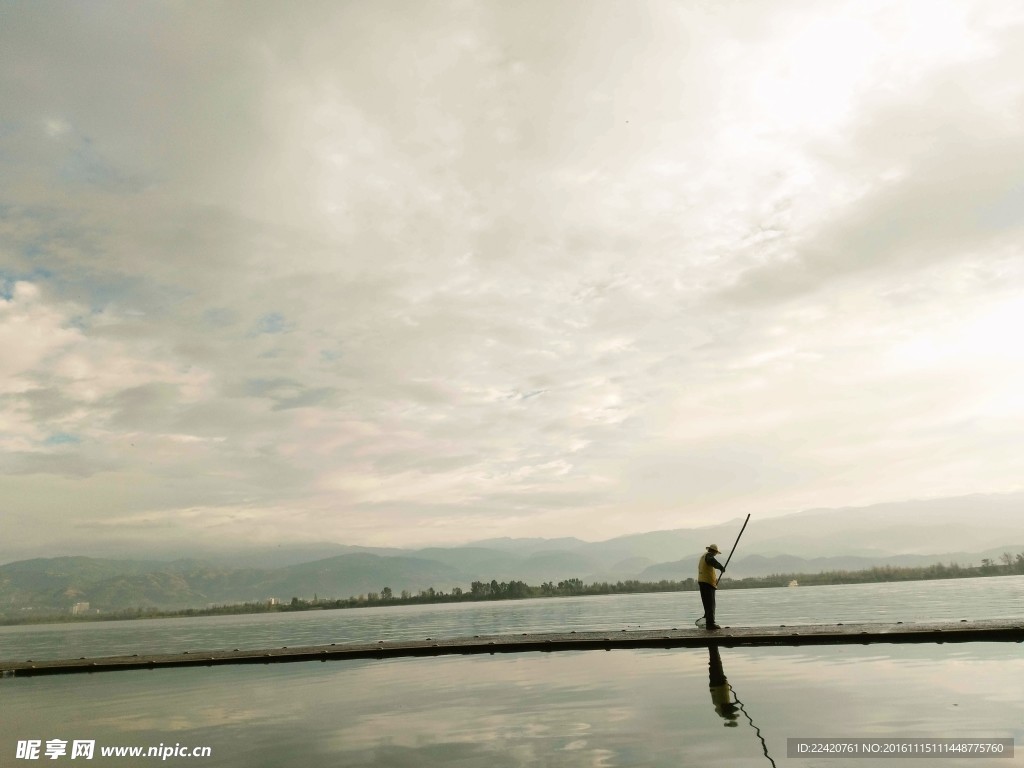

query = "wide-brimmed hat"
[{"left": 706, "top": 544, "right": 721, "bottom": 553}]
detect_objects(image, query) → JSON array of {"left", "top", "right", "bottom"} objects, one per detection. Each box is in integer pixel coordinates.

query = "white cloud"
[
  {"left": 0, "top": 282, "right": 80, "bottom": 393},
  {"left": 2, "top": 0, "right": 1024, "bottom": 558}
]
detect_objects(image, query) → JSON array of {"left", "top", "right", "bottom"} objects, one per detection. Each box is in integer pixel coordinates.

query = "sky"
[{"left": 2, "top": 0, "right": 1024, "bottom": 560}]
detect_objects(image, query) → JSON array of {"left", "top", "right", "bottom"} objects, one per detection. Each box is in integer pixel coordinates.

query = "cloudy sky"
[{"left": 2, "top": 0, "right": 1023, "bottom": 559}]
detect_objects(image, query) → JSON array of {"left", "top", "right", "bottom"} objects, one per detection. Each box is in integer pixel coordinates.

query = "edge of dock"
[{"left": 3, "top": 618, "right": 1021, "bottom": 677}]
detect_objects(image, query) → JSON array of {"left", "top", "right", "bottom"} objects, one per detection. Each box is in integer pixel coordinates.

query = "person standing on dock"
[{"left": 698, "top": 544, "right": 726, "bottom": 630}]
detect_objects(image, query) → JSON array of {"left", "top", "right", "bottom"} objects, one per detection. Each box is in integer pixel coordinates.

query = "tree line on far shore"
[{"left": 9, "top": 550, "right": 1021, "bottom": 625}]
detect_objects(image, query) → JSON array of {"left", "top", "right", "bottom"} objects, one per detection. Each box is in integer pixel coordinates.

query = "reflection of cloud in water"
[
  {"left": 327, "top": 715, "right": 613, "bottom": 766},
  {"left": 7, "top": 645, "right": 1023, "bottom": 767},
  {"left": 313, "top": 652, "right": 700, "bottom": 766},
  {"left": 87, "top": 703, "right": 296, "bottom": 733},
  {"left": 324, "top": 664, "right": 630, "bottom": 767},
  {"left": 68, "top": 666, "right": 331, "bottom": 733}
]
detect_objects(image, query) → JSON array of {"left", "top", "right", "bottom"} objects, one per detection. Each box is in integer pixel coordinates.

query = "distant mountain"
[
  {"left": 0, "top": 556, "right": 204, "bottom": 606},
  {"left": 409, "top": 547, "right": 526, "bottom": 580},
  {"left": 0, "top": 554, "right": 468, "bottom": 616},
  {"left": 4, "top": 544, "right": 1023, "bottom": 619},
  {"left": 83, "top": 568, "right": 255, "bottom": 610},
  {"left": 3, "top": 492, "right": 1022, "bottom": 617}
]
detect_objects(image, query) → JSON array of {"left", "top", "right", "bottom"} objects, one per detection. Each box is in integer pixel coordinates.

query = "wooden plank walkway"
[{"left": 2, "top": 619, "right": 1021, "bottom": 677}]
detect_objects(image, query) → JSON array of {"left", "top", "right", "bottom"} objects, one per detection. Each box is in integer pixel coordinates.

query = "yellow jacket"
[{"left": 698, "top": 553, "right": 723, "bottom": 587}]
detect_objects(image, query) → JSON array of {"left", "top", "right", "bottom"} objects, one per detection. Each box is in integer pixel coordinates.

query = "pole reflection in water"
[{"left": 709, "top": 644, "right": 778, "bottom": 767}]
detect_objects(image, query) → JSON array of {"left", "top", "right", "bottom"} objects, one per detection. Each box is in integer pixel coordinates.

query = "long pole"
[{"left": 721, "top": 513, "right": 751, "bottom": 573}]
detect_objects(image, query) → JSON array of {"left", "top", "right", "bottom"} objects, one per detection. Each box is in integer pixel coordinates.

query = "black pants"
[{"left": 699, "top": 582, "right": 716, "bottom": 625}]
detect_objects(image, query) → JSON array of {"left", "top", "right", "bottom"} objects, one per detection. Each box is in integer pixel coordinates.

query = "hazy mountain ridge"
[
  {"left": 3, "top": 544, "right": 1020, "bottom": 617},
  {"left": 3, "top": 493, "right": 1022, "bottom": 615}
]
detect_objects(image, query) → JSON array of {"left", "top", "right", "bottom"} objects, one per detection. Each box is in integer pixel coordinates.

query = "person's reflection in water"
[
  {"left": 708, "top": 644, "right": 739, "bottom": 726},
  {"left": 708, "top": 644, "right": 779, "bottom": 767}
]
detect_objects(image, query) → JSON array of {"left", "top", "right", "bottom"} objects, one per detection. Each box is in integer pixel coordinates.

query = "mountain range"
[{"left": 2, "top": 492, "right": 1022, "bottom": 616}]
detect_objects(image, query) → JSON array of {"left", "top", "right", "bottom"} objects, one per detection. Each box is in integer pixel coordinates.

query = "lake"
[{"left": 2, "top": 577, "right": 1022, "bottom": 766}]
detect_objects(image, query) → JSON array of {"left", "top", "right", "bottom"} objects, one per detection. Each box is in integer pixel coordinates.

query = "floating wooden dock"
[{"left": 2, "top": 619, "right": 1021, "bottom": 677}]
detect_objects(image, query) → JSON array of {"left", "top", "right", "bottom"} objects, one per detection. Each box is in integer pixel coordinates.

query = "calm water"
[
  {"left": 2, "top": 576, "right": 1022, "bottom": 662},
  {"left": 2, "top": 578, "right": 1022, "bottom": 767}
]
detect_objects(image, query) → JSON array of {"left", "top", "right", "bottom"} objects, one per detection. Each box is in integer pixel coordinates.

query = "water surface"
[
  {"left": 2, "top": 643, "right": 1021, "bottom": 767},
  {"left": 2, "top": 577, "right": 1022, "bottom": 767},
  {"left": 2, "top": 576, "right": 1021, "bottom": 662}
]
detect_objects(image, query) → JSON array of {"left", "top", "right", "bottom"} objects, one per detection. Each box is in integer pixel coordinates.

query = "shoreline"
[{"left": 3, "top": 570, "right": 1022, "bottom": 628}]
